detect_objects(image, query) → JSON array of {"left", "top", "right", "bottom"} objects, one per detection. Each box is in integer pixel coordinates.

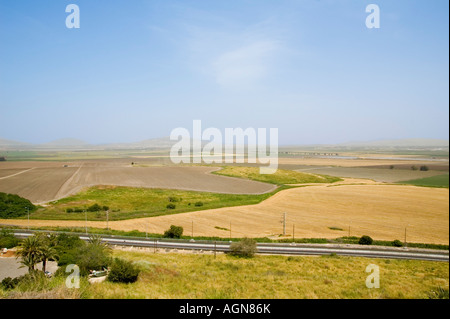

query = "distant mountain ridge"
[
  {"left": 0, "top": 137, "right": 448, "bottom": 150},
  {"left": 338, "top": 138, "right": 449, "bottom": 148}
]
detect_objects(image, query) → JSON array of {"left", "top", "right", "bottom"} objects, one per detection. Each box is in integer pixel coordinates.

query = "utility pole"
[
  {"left": 404, "top": 224, "right": 412, "bottom": 247},
  {"left": 404, "top": 226, "right": 407, "bottom": 247},
  {"left": 229, "top": 221, "right": 232, "bottom": 241},
  {"left": 84, "top": 210, "right": 87, "bottom": 235},
  {"left": 283, "top": 213, "right": 286, "bottom": 236},
  {"left": 106, "top": 210, "right": 109, "bottom": 231},
  {"left": 192, "top": 220, "right": 194, "bottom": 238},
  {"left": 292, "top": 224, "right": 295, "bottom": 242},
  {"left": 26, "top": 207, "right": 29, "bottom": 231}
]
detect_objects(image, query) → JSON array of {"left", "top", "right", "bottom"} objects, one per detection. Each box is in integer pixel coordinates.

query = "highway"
[{"left": 11, "top": 230, "right": 449, "bottom": 262}]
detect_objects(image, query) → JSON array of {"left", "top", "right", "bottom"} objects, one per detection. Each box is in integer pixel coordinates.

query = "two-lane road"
[{"left": 12, "top": 230, "right": 449, "bottom": 262}]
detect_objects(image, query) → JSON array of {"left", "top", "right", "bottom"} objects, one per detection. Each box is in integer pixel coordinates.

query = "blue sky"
[{"left": 0, "top": 0, "right": 448, "bottom": 145}]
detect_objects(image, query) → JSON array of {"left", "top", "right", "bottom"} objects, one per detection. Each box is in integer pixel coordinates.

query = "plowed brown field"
[{"left": 0, "top": 161, "right": 276, "bottom": 204}]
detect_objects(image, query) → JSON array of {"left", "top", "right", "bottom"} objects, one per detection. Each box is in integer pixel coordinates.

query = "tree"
[
  {"left": 358, "top": 235, "right": 373, "bottom": 245},
  {"left": 163, "top": 225, "right": 183, "bottom": 238},
  {"left": 16, "top": 235, "right": 44, "bottom": 273},
  {"left": 36, "top": 234, "right": 58, "bottom": 273}
]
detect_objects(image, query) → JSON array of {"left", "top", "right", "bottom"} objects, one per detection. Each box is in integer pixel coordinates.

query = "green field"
[
  {"left": 213, "top": 166, "right": 341, "bottom": 185},
  {"left": 2, "top": 249, "right": 447, "bottom": 299},
  {"left": 28, "top": 185, "right": 288, "bottom": 221},
  {"left": 399, "top": 174, "right": 449, "bottom": 188}
]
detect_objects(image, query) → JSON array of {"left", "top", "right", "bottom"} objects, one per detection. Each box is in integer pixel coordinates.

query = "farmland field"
[
  {"left": 2, "top": 181, "right": 448, "bottom": 245},
  {"left": 398, "top": 174, "right": 449, "bottom": 188},
  {"left": 294, "top": 166, "right": 447, "bottom": 183},
  {"left": 1, "top": 155, "right": 448, "bottom": 245},
  {"left": 0, "top": 161, "right": 277, "bottom": 204}
]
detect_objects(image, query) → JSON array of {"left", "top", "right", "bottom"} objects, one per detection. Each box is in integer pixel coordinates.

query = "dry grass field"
[{"left": 2, "top": 180, "right": 448, "bottom": 245}]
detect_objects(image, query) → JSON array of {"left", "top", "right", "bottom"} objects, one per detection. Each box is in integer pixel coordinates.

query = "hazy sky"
[{"left": 0, "top": 0, "right": 448, "bottom": 145}]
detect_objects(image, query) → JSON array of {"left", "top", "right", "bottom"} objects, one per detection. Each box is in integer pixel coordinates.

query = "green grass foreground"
[
  {"left": 30, "top": 185, "right": 290, "bottom": 221},
  {"left": 399, "top": 174, "right": 449, "bottom": 188},
  {"left": 2, "top": 249, "right": 448, "bottom": 299}
]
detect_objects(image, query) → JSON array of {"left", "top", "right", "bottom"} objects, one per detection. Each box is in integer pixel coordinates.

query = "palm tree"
[
  {"left": 88, "top": 235, "right": 111, "bottom": 253},
  {"left": 16, "top": 235, "right": 43, "bottom": 273},
  {"left": 39, "top": 244, "right": 58, "bottom": 273},
  {"left": 35, "top": 232, "right": 58, "bottom": 273}
]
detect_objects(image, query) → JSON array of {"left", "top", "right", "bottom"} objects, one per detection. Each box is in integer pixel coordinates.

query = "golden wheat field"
[{"left": 2, "top": 180, "right": 448, "bottom": 244}]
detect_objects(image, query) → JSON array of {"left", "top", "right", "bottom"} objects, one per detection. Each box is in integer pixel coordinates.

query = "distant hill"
[
  {"left": 338, "top": 138, "right": 449, "bottom": 148},
  {"left": 36, "top": 138, "right": 92, "bottom": 149},
  {"left": 104, "top": 137, "right": 175, "bottom": 149},
  {"left": 1, "top": 137, "right": 448, "bottom": 151},
  {"left": 0, "top": 138, "right": 32, "bottom": 149}
]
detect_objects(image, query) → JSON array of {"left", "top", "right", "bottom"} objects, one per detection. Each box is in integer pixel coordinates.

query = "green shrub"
[
  {"left": 358, "top": 235, "right": 373, "bottom": 245},
  {"left": 87, "top": 203, "right": 102, "bottom": 212},
  {"left": 0, "top": 228, "right": 20, "bottom": 248},
  {"left": 229, "top": 238, "right": 258, "bottom": 258},
  {"left": 163, "top": 225, "right": 183, "bottom": 238},
  {"left": 166, "top": 203, "right": 176, "bottom": 209},
  {"left": 0, "top": 193, "right": 36, "bottom": 219},
  {"left": 1, "top": 277, "right": 20, "bottom": 290},
  {"left": 420, "top": 165, "right": 429, "bottom": 171},
  {"left": 194, "top": 201, "right": 204, "bottom": 207},
  {"left": 168, "top": 197, "right": 181, "bottom": 203},
  {"left": 392, "top": 239, "right": 404, "bottom": 247},
  {"left": 66, "top": 208, "right": 74, "bottom": 213},
  {"left": 107, "top": 258, "right": 140, "bottom": 283},
  {"left": 74, "top": 237, "right": 111, "bottom": 276}
]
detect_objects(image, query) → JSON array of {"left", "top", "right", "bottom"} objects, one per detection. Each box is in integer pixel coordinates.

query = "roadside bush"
[
  {"left": 163, "top": 225, "right": 183, "bottom": 239},
  {"left": 194, "top": 202, "right": 204, "bottom": 207},
  {"left": 107, "top": 258, "right": 140, "bottom": 284},
  {"left": 0, "top": 228, "right": 20, "bottom": 248},
  {"left": 166, "top": 203, "right": 176, "bottom": 209},
  {"left": 392, "top": 239, "right": 404, "bottom": 247},
  {"left": 358, "top": 235, "right": 373, "bottom": 245},
  {"left": 66, "top": 208, "right": 74, "bottom": 213},
  {"left": 420, "top": 165, "right": 429, "bottom": 171},
  {"left": 229, "top": 238, "right": 258, "bottom": 258}
]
